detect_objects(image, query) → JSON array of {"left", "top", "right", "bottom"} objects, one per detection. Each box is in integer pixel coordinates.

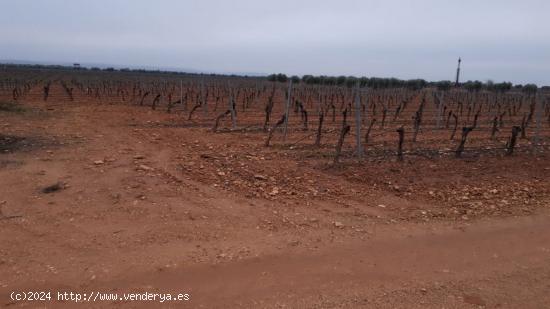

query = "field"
[{"left": 1, "top": 66, "right": 550, "bottom": 308}]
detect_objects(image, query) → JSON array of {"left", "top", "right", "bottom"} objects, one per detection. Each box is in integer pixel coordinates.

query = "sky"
[{"left": 1, "top": 0, "right": 549, "bottom": 85}]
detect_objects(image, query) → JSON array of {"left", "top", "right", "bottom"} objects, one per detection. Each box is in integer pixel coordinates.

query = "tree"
[
  {"left": 493, "top": 82, "right": 512, "bottom": 93},
  {"left": 463, "top": 80, "right": 483, "bottom": 92},
  {"left": 359, "top": 77, "right": 369, "bottom": 87},
  {"left": 336, "top": 76, "right": 347, "bottom": 86},
  {"left": 302, "top": 75, "right": 314, "bottom": 84},
  {"left": 485, "top": 79, "right": 495, "bottom": 91},
  {"left": 436, "top": 80, "right": 452, "bottom": 91},
  {"left": 323, "top": 76, "right": 336, "bottom": 85},
  {"left": 523, "top": 84, "right": 538, "bottom": 95},
  {"left": 345, "top": 76, "right": 358, "bottom": 88},
  {"left": 406, "top": 79, "right": 427, "bottom": 90},
  {"left": 276, "top": 73, "right": 288, "bottom": 83}
]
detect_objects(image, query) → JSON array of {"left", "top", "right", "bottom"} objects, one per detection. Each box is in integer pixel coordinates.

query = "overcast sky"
[{"left": 1, "top": 0, "right": 549, "bottom": 85}]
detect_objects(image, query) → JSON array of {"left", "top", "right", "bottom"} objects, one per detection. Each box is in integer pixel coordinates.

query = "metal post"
[
  {"left": 180, "top": 79, "right": 183, "bottom": 110},
  {"left": 436, "top": 91, "right": 444, "bottom": 129},
  {"left": 354, "top": 83, "right": 364, "bottom": 157},
  {"left": 363, "top": 87, "right": 369, "bottom": 126},
  {"left": 201, "top": 78, "right": 207, "bottom": 117},
  {"left": 317, "top": 83, "right": 321, "bottom": 116},
  {"left": 534, "top": 93, "right": 543, "bottom": 151},
  {"left": 229, "top": 86, "right": 237, "bottom": 129},
  {"left": 283, "top": 80, "right": 293, "bottom": 141}
]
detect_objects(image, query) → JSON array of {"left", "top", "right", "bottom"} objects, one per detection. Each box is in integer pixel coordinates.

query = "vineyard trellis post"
[
  {"left": 180, "top": 79, "right": 183, "bottom": 111},
  {"left": 229, "top": 86, "right": 237, "bottom": 129},
  {"left": 435, "top": 91, "right": 444, "bottom": 129},
  {"left": 283, "top": 80, "right": 293, "bottom": 141},
  {"left": 363, "top": 88, "right": 369, "bottom": 128},
  {"left": 317, "top": 82, "right": 321, "bottom": 116},
  {"left": 254, "top": 81, "right": 259, "bottom": 107},
  {"left": 533, "top": 92, "right": 543, "bottom": 153},
  {"left": 354, "top": 83, "right": 364, "bottom": 158},
  {"left": 201, "top": 78, "right": 207, "bottom": 117},
  {"left": 162, "top": 78, "right": 167, "bottom": 106}
]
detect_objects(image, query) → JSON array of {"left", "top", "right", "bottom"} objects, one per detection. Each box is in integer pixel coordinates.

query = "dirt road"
[{"left": 83, "top": 214, "right": 550, "bottom": 308}]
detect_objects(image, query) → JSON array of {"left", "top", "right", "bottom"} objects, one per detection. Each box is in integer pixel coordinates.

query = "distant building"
[{"left": 73, "top": 63, "right": 81, "bottom": 70}]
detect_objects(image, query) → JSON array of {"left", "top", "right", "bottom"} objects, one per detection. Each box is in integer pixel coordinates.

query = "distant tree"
[
  {"left": 345, "top": 76, "right": 358, "bottom": 88},
  {"left": 302, "top": 75, "right": 314, "bottom": 84},
  {"left": 324, "top": 76, "right": 336, "bottom": 85},
  {"left": 336, "top": 76, "right": 347, "bottom": 86},
  {"left": 290, "top": 75, "right": 300, "bottom": 84},
  {"left": 436, "top": 80, "right": 452, "bottom": 91},
  {"left": 523, "top": 84, "right": 538, "bottom": 94},
  {"left": 493, "top": 82, "right": 512, "bottom": 92},
  {"left": 368, "top": 77, "right": 380, "bottom": 89},
  {"left": 485, "top": 79, "right": 495, "bottom": 91},
  {"left": 276, "top": 73, "right": 288, "bottom": 83},
  {"left": 313, "top": 75, "right": 321, "bottom": 83},
  {"left": 359, "top": 77, "right": 370, "bottom": 87},
  {"left": 463, "top": 80, "right": 483, "bottom": 92},
  {"left": 406, "top": 79, "right": 427, "bottom": 90},
  {"left": 388, "top": 78, "right": 401, "bottom": 88}
]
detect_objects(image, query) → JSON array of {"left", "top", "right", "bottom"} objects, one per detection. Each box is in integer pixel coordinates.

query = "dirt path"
[
  {"left": 5, "top": 214, "right": 550, "bottom": 308},
  {"left": 96, "top": 214, "right": 550, "bottom": 308}
]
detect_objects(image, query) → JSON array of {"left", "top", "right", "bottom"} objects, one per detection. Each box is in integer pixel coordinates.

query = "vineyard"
[
  {"left": 2, "top": 66, "right": 549, "bottom": 162},
  {"left": 2, "top": 65, "right": 550, "bottom": 307}
]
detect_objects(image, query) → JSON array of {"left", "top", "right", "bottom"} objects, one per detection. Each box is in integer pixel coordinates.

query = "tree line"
[{"left": 267, "top": 73, "right": 541, "bottom": 93}]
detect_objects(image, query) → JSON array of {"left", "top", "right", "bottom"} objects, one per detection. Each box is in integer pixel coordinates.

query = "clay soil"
[{"left": 1, "top": 83, "right": 550, "bottom": 308}]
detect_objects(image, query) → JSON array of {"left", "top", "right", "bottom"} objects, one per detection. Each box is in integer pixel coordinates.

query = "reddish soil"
[{"left": 1, "top": 83, "right": 549, "bottom": 308}]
